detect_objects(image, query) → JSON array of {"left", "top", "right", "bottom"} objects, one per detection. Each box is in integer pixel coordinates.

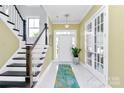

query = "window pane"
[
  {"left": 34, "top": 19, "right": 40, "bottom": 27},
  {"left": 29, "top": 28, "right": 39, "bottom": 37},
  {"left": 29, "top": 19, "right": 34, "bottom": 27}
]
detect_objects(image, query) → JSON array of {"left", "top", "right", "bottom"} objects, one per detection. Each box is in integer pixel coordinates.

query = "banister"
[
  {"left": 13, "top": 5, "right": 24, "bottom": 21},
  {"left": 25, "top": 46, "right": 33, "bottom": 88},
  {"left": 31, "top": 23, "right": 48, "bottom": 50},
  {"left": 25, "top": 23, "right": 48, "bottom": 87},
  {"left": 13, "top": 5, "right": 26, "bottom": 41}
]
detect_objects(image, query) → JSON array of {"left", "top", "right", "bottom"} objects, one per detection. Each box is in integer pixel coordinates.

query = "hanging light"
[
  {"left": 64, "top": 14, "right": 70, "bottom": 28},
  {"left": 56, "top": 15, "right": 59, "bottom": 24}
]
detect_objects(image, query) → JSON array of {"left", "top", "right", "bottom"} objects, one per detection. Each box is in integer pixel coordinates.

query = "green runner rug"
[{"left": 54, "top": 64, "right": 80, "bottom": 88}]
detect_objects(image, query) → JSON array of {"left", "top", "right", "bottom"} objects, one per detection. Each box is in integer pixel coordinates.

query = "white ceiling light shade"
[
  {"left": 65, "top": 24, "right": 70, "bottom": 28},
  {"left": 64, "top": 14, "right": 70, "bottom": 28}
]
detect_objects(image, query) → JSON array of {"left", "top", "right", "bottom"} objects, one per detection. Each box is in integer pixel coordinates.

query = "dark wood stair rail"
[
  {"left": 14, "top": 5, "right": 27, "bottom": 41},
  {"left": 25, "top": 23, "right": 48, "bottom": 88}
]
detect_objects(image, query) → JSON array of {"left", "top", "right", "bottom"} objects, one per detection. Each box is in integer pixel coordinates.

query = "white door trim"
[{"left": 54, "top": 30, "right": 77, "bottom": 60}]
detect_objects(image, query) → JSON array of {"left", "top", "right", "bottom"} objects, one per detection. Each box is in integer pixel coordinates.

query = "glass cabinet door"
[
  {"left": 94, "top": 12, "right": 104, "bottom": 74},
  {"left": 86, "top": 22, "right": 94, "bottom": 67},
  {"left": 86, "top": 7, "right": 106, "bottom": 76}
]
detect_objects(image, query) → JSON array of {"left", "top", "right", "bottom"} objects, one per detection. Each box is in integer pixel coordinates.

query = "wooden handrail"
[
  {"left": 13, "top": 5, "right": 26, "bottom": 41},
  {"left": 31, "top": 23, "right": 48, "bottom": 50}
]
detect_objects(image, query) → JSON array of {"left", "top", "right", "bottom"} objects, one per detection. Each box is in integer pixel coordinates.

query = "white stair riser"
[
  {"left": 6, "top": 67, "right": 42, "bottom": 71},
  {"left": 0, "top": 76, "right": 39, "bottom": 82},
  {"left": 9, "top": 60, "right": 44, "bottom": 64}
]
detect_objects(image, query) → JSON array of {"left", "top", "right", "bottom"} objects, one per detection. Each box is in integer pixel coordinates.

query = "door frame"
[
  {"left": 84, "top": 6, "right": 109, "bottom": 85},
  {"left": 54, "top": 30, "right": 77, "bottom": 60}
]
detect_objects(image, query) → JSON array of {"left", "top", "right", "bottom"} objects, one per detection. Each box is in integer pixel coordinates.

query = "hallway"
[
  {"left": 1, "top": 5, "right": 124, "bottom": 88},
  {"left": 35, "top": 61, "right": 106, "bottom": 88}
]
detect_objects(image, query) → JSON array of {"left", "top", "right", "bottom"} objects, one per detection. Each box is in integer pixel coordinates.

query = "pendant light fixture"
[{"left": 64, "top": 14, "right": 70, "bottom": 28}]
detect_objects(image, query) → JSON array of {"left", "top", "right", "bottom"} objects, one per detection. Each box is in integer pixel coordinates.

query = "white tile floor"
[{"left": 35, "top": 61, "right": 106, "bottom": 88}]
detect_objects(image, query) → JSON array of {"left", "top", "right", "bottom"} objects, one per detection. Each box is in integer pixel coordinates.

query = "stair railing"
[
  {"left": 26, "top": 23, "right": 48, "bottom": 88},
  {"left": 0, "top": 5, "right": 26, "bottom": 41},
  {"left": 1, "top": 5, "right": 48, "bottom": 88}
]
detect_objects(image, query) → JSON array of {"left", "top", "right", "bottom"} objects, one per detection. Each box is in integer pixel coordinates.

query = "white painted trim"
[
  {"left": 104, "top": 5, "right": 109, "bottom": 86},
  {"left": 54, "top": 30, "right": 77, "bottom": 60}
]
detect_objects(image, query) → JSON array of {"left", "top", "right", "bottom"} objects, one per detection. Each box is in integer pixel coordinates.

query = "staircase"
[{"left": 0, "top": 5, "right": 48, "bottom": 88}]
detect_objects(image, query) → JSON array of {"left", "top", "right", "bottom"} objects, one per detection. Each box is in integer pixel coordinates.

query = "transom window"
[{"left": 28, "top": 18, "right": 40, "bottom": 37}]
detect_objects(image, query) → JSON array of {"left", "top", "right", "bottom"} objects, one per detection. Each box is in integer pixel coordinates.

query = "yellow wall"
[
  {"left": 108, "top": 6, "right": 124, "bottom": 88},
  {"left": 79, "top": 5, "right": 101, "bottom": 63},
  {"left": 52, "top": 24, "right": 80, "bottom": 58},
  {"left": 40, "top": 22, "right": 80, "bottom": 75},
  {"left": 0, "top": 20, "right": 19, "bottom": 68}
]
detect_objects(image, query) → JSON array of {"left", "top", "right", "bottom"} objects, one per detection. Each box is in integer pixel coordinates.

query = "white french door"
[{"left": 85, "top": 6, "right": 108, "bottom": 84}]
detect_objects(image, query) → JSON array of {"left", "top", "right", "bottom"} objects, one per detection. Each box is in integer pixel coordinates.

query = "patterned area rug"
[{"left": 54, "top": 64, "right": 80, "bottom": 88}]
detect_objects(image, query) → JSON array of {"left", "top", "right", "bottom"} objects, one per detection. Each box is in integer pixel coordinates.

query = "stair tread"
[
  {"left": 18, "top": 52, "right": 26, "bottom": 54},
  {"left": 22, "top": 47, "right": 26, "bottom": 49},
  {"left": 18, "top": 51, "right": 44, "bottom": 54},
  {"left": 42, "top": 52, "right": 46, "bottom": 54},
  {"left": 0, "top": 71, "right": 40, "bottom": 77},
  {"left": 13, "top": 57, "right": 26, "bottom": 60},
  {"left": 0, "top": 81, "right": 36, "bottom": 88},
  {"left": 7, "top": 21, "right": 15, "bottom": 25},
  {"left": 25, "top": 44, "right": 33, "bottom": 45},
  {"left": 0, "top": 11, "right": 9, "bottom": 17},
  {"left": 18, "top": 35, "right": 23, "bottom": 37},
  {"left": 7, "top": 63, "right": 43, "bottom": 67},
  {"left": 40, "top": 57, "right": 45, "bottom": 60},
  {"left": 13, "top": 28, "right": 19, "bottom": 31}
]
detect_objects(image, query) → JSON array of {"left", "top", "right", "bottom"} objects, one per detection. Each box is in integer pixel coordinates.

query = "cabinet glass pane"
[
  {"left": 99, "top": 64, "right": 104, "bottom": 73},
  {"left": 101, "top": 13, "right": 104, "bottom": 23},
  {"left": 87, "top": 59, "right": 92, "bottom": 66},
  {"left": 98, "top": 16, "right": 100, "bottom": 24},
  {"left": 95, "top": 19, "right": 97, "bottom": 26},
  {"left": 95, "top": 62, "right": 96, "bottom": 69},
  {"left": 101, "top": 23, "right": 104, "bottom": 32},
  {"left": 101, "top": 55, "right": 104, "bottom": 64},
  {"left": 96, "top": 63, "right": 99, "bottom": 70},
  {"left": 98, "top": 25, "right": 100, "bottom": 32},
  {"left": 97, "top": 54, "right": 100, "bottom": 62}
]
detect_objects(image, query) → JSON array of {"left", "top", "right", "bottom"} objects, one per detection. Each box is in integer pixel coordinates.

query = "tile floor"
[{"left": 35, "top": 61, "right": 106, "bottom": 88}]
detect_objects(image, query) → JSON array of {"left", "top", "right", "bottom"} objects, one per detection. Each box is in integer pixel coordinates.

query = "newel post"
[
  {"left": 23, "top": 20, "right": 26, "bottom": 41},
  {"left": 45, "top": 23, "right": 48, "bottom": 45},
  {"left": 25, "top": 46, "right": 33, "bottom": 88}
]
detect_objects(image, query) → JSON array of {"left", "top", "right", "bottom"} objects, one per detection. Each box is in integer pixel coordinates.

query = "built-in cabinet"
[{"left": 85, "top": 6, "right": 108, "bottom": 84}]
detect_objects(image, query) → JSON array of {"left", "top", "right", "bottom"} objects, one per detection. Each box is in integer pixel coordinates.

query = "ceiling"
[{"left": 43, "top": 5, "right": 92, "bottom": 24}]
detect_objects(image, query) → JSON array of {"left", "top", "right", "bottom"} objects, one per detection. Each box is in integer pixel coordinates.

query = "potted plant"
[{"left": 72, "top": 47, "right": 81, "bottom": 65}]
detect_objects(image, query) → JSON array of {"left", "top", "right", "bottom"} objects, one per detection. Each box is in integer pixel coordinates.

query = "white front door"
[{"left": 58, "top": 35, "right": 73, "bottom": 62}]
